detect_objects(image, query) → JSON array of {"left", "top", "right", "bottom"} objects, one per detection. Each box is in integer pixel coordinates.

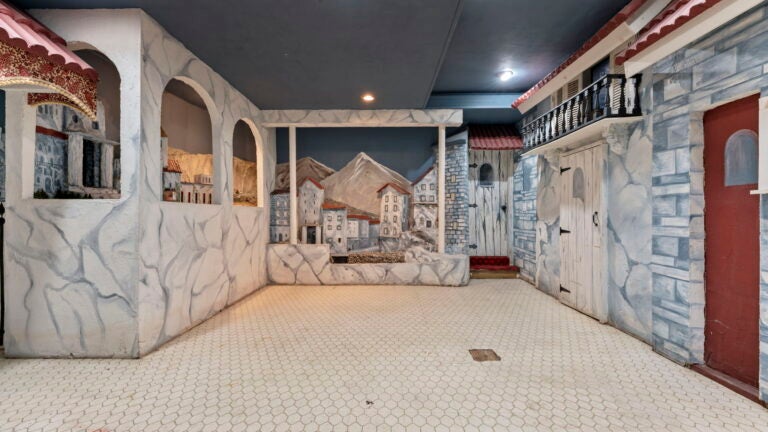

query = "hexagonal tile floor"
[{"left": 1, "top": 279, "right": 767, "bottom": 431}]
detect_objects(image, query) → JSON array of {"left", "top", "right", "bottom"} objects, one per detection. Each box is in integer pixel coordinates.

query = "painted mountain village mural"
[{"left": 270, "top": 153, "right": 438, "bottom": 255}]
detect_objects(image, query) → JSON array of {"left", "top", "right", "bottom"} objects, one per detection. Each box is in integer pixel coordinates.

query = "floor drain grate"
[{"left": 469, "top": 349, "right": 501, "bottom": 362}]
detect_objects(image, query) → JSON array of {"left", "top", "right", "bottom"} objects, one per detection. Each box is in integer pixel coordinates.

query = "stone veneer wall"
[
  {"left": 648, "top": 5, "right": 768, "bottom": 371},
  {"left": 512, "top": 155, "right": 537, "bottom": 280},
  {"left": 34, "top": 133, "right": 68, "bottom": 196},
  {"left": 444, "top": 130, "right": 469, "bottom": 255}
]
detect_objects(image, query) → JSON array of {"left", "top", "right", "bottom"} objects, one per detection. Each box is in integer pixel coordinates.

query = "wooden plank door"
[
  {"left": 468, "top": 150, "right": 512, "bottom": 256},
  {"left": 559, "top": 145, "right": 604, "bottom": 320},
  {"left": 703, "top": 95, "right": 760, "bottom": 388}
]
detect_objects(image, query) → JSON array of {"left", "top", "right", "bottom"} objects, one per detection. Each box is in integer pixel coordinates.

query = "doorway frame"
[{"left": 557, "top": 141, "right": 609, "bottom": 323}]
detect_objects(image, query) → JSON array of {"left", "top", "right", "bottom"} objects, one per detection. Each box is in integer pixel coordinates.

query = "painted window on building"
[
  {"left": 724, "top": 129, "right": 758, "bottom": 186},
  {"left": 572, "top": 167, "right": 585, "bottom": 201},
  {"left": 479, "top": 163, "right": 493, "bottom": 187}
]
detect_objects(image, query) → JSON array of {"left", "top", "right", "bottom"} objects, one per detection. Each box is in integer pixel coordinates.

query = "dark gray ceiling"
[
  {"left": 434, "top": 0, "right": 631, "bottom": 93},
  {"left": 15, "top": 0, "right": 628, "bottom": 115}
]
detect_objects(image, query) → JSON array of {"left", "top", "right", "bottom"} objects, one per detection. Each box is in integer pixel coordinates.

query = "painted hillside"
[
  {"left": 321, "top": 152, "right": 412, "bottom": 215},
  {"left": 168, "top": 147, "right": 258, "bottom": 198},
  {"left": 274, "top": 157, "right": 336, "bottom": 190}
]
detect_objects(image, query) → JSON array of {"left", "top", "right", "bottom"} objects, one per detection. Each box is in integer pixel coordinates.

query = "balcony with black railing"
[{"left": 521, "top": 74, "right": 642, "bottom": 154}]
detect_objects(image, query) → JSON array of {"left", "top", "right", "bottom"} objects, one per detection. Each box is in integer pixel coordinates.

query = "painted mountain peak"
[
  {"left": 321, "top": 152, "right": 412, "bottom": 215},
  {"left": 275, "top": 156, "right": 336, "bottom": 190}
]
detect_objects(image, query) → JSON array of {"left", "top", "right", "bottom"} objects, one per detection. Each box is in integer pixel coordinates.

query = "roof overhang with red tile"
[
  {"left": 0, "top": 1, "right": 98, "bottom": 119},
  {"left": 511, "top": 0, "right": 654, "bottom": 112},
  {"left": 469, "top": 125, "right": 523, "bottom": 151},
  {"left": 616, "top": 0, "right": 721, "bottom": 66}
]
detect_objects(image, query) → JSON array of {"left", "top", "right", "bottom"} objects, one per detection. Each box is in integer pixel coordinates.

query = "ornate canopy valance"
[{"left": 0, "top": 2, "right": 98, "bottom": 119}]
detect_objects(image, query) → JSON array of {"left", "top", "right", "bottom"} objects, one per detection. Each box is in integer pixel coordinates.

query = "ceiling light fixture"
[
  {"left": 497, "top": 70, "right": 514, "bottom": 82},
  {"left": 362, "top": 93, "right": 375, "bottom": 102}
]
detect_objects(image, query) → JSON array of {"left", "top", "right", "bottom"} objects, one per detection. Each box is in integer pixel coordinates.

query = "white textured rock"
[{"left": 268, "top": 244, "right": 469, "bottom": 287}]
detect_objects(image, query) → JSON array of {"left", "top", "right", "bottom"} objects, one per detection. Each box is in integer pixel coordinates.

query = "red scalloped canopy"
[
  {"left": 616, "top": 0, "right": 722, "bottom": 65},
  {"left": 0, "top": 2, "right": 97, "bottom": 80},
  {"left": 0, "top": 1, "right": 98, "bottom": 119}
]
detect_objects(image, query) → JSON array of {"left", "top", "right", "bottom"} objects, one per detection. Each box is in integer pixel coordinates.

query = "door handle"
[{"left": 593, "top": 212, "right": 599, "bottom": 227}]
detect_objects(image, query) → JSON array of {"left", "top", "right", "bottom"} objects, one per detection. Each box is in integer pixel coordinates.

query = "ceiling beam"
[{"left": 427, "top": 93, "right": 523, "bottom": 110}]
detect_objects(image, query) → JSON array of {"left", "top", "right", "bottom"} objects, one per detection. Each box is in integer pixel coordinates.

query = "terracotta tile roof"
[
  {"left": 511, "top": 0, "right": 651, "bottom": 109},
  {"left": 369, "top": 220, "right": 381, "bottom": 225},
  {"left": 164, "top": 159, "right": 183, "bottom": 173},
  {"left": 411, "top": 166, "right": 435, "bottom": 186},
  {"left": 271, "top": 189, "right": 290, "bottom": 195},
  {"left": 469, "top": 125, "right": 523, "bottom": 150},
  {"left": 616, "top": 0, "right": 721, "bottom": 66},
  {"left": 377, "top": 182, "right": 411, "bottom": 195},
  {"left": 347, "top": 214, "right": 371, "bottom": 220},
  {"left": 299, "top": 177, "right": 324, "bottom": 190},
  {"left": 0, "top": 2, "right": 97, "bottom": 80},
  {"left": 322, "top": 200, "right": 347, "bottom": 210}
]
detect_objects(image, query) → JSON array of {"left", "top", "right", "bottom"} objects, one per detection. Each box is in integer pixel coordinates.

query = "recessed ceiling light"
[
  {"left": 497, "top": 70, "right": 514, "bottom": 82},
  {"left": 362, "top": 93, "right": 375, "bottom": 102}
]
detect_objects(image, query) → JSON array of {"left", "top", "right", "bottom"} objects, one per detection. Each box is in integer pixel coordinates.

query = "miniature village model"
[{"left": 270, "top": 152, "right": 438, "bottom": 255}]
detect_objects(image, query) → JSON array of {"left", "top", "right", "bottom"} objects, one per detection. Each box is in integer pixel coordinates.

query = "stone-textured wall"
[
  {"left": 34, "top": 133, "right": 68, "bottom": 196},
  {"left": 445, "top": 131, "right": 469, "bottom": 255},
  {"left": 535, "top": 153, "right": 560, "bottom": 296},
  {"left": 605, "top": 117, "right": 653, "bottom": 343},
  {"left": 512, "top": 155, "right": 537, "bottom": 280},
  {"left": 648, "top": 4, "right": 768, "bottom": 366},
  {"left": 2, "top": 9, "right": 274, "bottom": 358},
  {"left": 137, "top": 13, "right": 274, "bottom": 356},
  {"left": 268, "top": 244, "right": 469, "bottom": 287}
]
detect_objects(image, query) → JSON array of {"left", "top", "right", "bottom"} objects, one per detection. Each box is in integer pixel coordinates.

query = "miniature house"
[{"left": 378, "top": 183, "right": 410, "bottom": 239}]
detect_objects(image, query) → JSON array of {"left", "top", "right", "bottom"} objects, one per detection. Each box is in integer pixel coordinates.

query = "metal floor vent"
[{"left": 469, "top": 349, "right": 501, "bottom": 362}]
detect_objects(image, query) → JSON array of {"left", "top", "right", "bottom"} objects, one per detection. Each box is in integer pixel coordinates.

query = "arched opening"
[
  {"left": 233, "top": 119, "right": 259, "bottom": 206},
  {"left": 479, "top": 163, "right": 494, "bottom": 187},
  {"left": 32, "top": 48, "right": 121, "bottom": 199},
  {"left": 160, "top": 78, "right": 214, "bottom": 204},
  {"left": 724, "top": 129, "right": 758, "bottom": 186}
]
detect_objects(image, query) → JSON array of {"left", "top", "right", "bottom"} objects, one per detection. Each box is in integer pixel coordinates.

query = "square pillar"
[
  {"left": 101, "top": 143, "right": 114, "bottom": 189},
  {"left": 289, "top": 126, "right": 298, "bottom": 244},
  {"left": 67, "top": 133, "right": 83, "bottom": 188},
  {"left": 438, "top": 125, "right": 446, "bottom": 253}
]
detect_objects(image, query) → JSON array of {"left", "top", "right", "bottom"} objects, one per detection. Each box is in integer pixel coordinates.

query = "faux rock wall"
[
  {"left": 605, "top": 118, "right": 653, "bottom": 342},
  {"left": 137, "top": 13, "right": 274, "bottom": 355},
  {"left": 267, "top": 244, "right": 469, "bottom": 287},
  {"left": 512, "top": 155, "right": 537, "bottom": 280},
  {"left": 2, "top": 9, "right": 274, "bottom": 358},
  {"left": 535, "top": 153, "right": 560, "bottom": 296},
  {"left": 4, "top": 10, "right": 143, "bottom": 357},
  {"left": 445, "top": 131, "right": 469, "bottom": 255}
]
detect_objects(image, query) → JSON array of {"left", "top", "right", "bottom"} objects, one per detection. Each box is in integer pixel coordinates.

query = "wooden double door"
[{"left": 559, "top": 145, "right": 605, "bottom": 320}]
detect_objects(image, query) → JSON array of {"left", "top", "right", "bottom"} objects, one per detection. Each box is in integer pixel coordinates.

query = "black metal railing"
[{"left": 521, "top": 74, "right": 642, "bottom": 152}]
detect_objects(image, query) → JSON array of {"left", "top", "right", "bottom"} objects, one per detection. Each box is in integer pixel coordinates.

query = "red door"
[{"left": 703, "top": 94, "right": 760, "bottom": 387}]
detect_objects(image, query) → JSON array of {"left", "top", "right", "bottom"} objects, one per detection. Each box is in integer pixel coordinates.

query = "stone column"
[
  {"left": 438, "top": 125, "right": 446, "bottom": 253},
  {"left": 101, "top": 143, "right": 114, "bottom": 189},
  {"left": 289, "top": 126, "right": 298, "bottom": 244},
  {"left": 67, "top": 133, "right": 83, "bottom": 188}
]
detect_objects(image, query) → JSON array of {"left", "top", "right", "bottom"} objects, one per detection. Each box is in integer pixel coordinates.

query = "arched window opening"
[
  {"left": 33, "top": 49, "right": 121, "bottom": 199},
  {"left": 160, "top": 78, "right": 214, "bottom": 204},
  {"left": 479, "top": 163, "right": 494, "bottom": 187},
  {"left": 233, "top": 119, "right": 259, "bottom": 206},
  {"left": 724, "top": 129, "right": 758, "bottom": 187}
]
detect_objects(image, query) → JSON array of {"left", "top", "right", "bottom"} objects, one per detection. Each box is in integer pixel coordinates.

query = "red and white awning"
[{"left": 0, "top": 1, "right": 98, "bottom": 119}]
